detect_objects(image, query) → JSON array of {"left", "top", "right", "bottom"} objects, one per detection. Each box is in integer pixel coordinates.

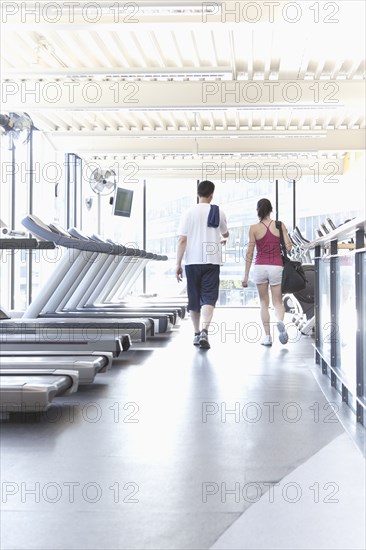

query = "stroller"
[
  {"left": 283, "top": 264, "right": 315, "bottom": 335},
  {"left": 283, "top": 227, "right": 315, "bottom": 335}
]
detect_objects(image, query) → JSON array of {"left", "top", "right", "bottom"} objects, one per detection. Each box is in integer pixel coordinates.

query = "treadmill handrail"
[
  {"left": 22, "top": 215, "right": 168, "bottom": 260},
  {"left": 22, "top": 215, "right": 125, "bottom": 255}
]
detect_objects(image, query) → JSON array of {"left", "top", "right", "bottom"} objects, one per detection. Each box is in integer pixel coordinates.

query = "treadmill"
[
  {"left": 0, "top": 351, "right": 113, "bottom": 385},
  {"left": 0, "top": 368, "right": 79, "bottom": 417},
  {"left": 39, "top": 221, "right": 184, "bottom": 325},
  {"left": 1, "top": 223, "right": 148, "bottom": 346},
  {"left": 0, "top": 238, "right": 129, "bottom": 355},
  {"left": 0, "top": 238, "right": 118, "bottom": 414},
  {"left": 21, "top": 216, "right": 178, "bottom": 336}
]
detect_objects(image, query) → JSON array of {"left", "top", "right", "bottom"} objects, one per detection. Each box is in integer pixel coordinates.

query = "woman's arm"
[
  {"left": 281, "top": 223, "right": 293, "bottom": 252},
  {"left": 242, "top": 226, "right": 256, "bottom": 287}
]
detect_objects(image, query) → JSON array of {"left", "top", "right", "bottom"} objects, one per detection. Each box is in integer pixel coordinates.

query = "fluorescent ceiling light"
[
  {"left": 3, "top": 68, "right": 232, "bottom": 80},
  {"left": 46, "top": 2, "right": 222, "bottom": 16},
  {"left": 118, "top": 2, "right": 222, "bottom": 15},
  {"left": 118, "top": 132, "right": 328, "bottom": 139},
  {"left": 131, "top": 105, "right": 344, "bottom": 112}
]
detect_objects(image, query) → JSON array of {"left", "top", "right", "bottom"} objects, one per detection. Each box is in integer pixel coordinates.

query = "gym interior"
[{"left": 0, "top": 2, "right": 365, "bottom": 549}]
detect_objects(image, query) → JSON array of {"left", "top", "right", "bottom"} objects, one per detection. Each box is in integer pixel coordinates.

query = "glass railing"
[
  {"left": 362, "top": 253, "right": 366, "bottom": 398},
  {"left": 318, "top": 256, "right": 331, "bottom": 364},
  {"left": 337, "top": 254, "right": 357, "bottom": 392},
  {"left": 309, "top": 218, "right": 365, "bottom": 424}
]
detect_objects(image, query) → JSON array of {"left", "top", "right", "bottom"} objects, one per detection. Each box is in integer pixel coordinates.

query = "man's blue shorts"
[{"left": 184, "top": 264, "right": 220, "bottom": 312}]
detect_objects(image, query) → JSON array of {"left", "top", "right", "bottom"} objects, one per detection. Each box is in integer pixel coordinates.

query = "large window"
[
  {"left": 145, "top": 177, "right": 293, "bottom": 304},
  {"left": 296, "top": 173, "right": 365, "bottom": 241},
  {"left": 213, "top": 179, "right": 292, "bottom": 306},
  {"left": 31, "top": 131, "right": 66, "bottom": 301},
  {"left": 94, "top": 163, "right": 144, "bottom": 296},
  {"left": 0, "top": 144, "right": 13, "bottom": 310},
  {"left": 0, "top": 138, "right": 30, "bottom": 311},
  {"left": 144, "top": 172, "right": 365, "bottom": 305},
  {"left": 146, "top": 178, "right": 196, "bottom": 296},
  {"left": 2, "top": 145, "right": 364, "bottom": 311}
]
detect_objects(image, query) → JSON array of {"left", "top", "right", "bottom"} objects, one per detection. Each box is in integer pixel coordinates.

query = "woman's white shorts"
[{"left": 253, "top": 265, "right": 283, "bottom": 286}]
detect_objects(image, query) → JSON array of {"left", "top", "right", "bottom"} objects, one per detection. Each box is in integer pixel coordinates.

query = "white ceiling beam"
[
  {"left": 60, "top": 32, "right": 96, "bottom": 67},
  {"left": 263, "top": 31, "right": 273, "bottom": 80},
  {"left": 2, "top": 0, "right": 364, "bottom": 33},
  {"left": 130, "top": 30, "right": 151, "bottom": 67},
  {"left": 2, "top": 67, "right": 233, "bottom": 78},
  {"left": 154, "top": 113, "right": 167, "bottom": 131},
  {"left": 247, "top": 29, "right": 254, "bottom": 80},
  {"left": 148, "top": 32, "right": 167, "bottom": 68},
  {"left": 330, "top": 59, "right": 346, "bottom": 80},
  {"left": 346, "top": 113, "right": 362, "bottom": 130},
  {"left": 195, "top": 112, "right": 203, "bottom": 131},
  {"left": 37, "top": 30, "right": 79, "bottom": 68},
  {"left": 108, "top": 32, "right": 131, "bottom": 68},
  {"left": 76, "top": 156, "right": 345, "bottom": 178},
  {"left": 249, "top": 111, "right": 253, "bottom": 130},
  {"left": 97, "top": 112, "right": 118, "bottom": 131},
  {"left": 46, "top": 131, "right": 365, "bottom": 154},
  {"left": 170, "top": 31, "right": 186, "bottom": 67},
  {"left": 31, "top": 112, "right": 58, "bottom": 131},
  {"left": 190, "top": 31, "right": 201, "bottom": 67},
  {"left": 87, "top": 31, "right": 116, "bottom": 69},
  {"left": 285, "top": 110, "right": 293, "bottom": 130},
  {"left": 348, "top": 60, "right": 363, "bottom": 79},
  {"left": 3, "top": 80, "right": 362, "bottom": 110},
  {"left": 229, "top": 30, "right": 237, "bottom": 80},
  {"left": 210, "top": 30, "right": 220, "bottom": 68},
  {"left": 4, "top": 30, "right": 39, "bottom": 67},
  {"left": 182, "top": 112, "right": 191, "bottom": 131},
  {"left": 322, "top": 112, "right": 335, "bottom": 130},
  {"left": 297, "top": 41, "right": 310, "bottom": 80},
  {"left": 1, "top": 1, "right": 297, "bottom": 29}
]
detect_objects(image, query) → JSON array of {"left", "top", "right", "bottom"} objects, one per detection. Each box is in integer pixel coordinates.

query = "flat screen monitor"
[{"left": 113, "top": 187, "right": 134, "bottom": 217}]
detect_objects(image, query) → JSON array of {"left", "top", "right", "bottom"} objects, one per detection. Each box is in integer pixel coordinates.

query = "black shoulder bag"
[{"left": 275, "top": 221, "right": 307, "bottom": 294}]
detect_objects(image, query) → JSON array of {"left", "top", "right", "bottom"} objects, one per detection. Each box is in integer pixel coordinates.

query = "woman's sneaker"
[
  {"left": 261, "top": 335, "right": 272, "bottom": 346},
  {"left": 193, "top": 333, "right": 200, "bottom": 346},
  {"left": 277, "top": 321, "right": 289, "bottom": 344}
]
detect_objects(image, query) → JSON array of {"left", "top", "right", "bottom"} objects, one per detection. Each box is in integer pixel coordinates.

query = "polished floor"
[{"left": 1, "top": 308, "right": 364, "bottom": 550}]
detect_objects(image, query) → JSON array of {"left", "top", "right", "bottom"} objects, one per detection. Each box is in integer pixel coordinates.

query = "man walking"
[{"left": 176, "top": 180, "right": 229, "bottom": 349}]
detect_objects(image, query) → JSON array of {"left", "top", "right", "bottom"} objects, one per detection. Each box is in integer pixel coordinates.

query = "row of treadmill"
[{"left": 0, "top": 215, "right": 187, "bottom": 419}]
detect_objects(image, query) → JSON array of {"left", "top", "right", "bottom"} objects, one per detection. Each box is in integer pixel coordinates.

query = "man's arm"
[
  {"left": 219, "top": 210, "right": 229, "bottom": 240},
  {"left": 176, "top": 235, "right": 187, "bottom": 282}
]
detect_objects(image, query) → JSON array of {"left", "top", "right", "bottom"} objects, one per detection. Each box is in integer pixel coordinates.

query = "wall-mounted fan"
[
  {"left": 0, "top": 112, "right": 35, "bottom": 148},
  {"left": 89, "top": 168, "right": 117, "bottom": 195}
]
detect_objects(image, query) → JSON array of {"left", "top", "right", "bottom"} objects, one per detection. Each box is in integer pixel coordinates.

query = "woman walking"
[{"left": 242, "top": 198, "right": 292, "bottom": 346}]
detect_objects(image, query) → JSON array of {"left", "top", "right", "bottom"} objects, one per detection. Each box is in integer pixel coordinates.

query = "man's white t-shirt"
[{"left": 177, "top": 203, "right": 228, "bottom": 265}]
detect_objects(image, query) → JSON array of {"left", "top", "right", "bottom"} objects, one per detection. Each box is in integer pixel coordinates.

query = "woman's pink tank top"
[{"left": 254, "top": 220, "right": 283, "bottom": 266}]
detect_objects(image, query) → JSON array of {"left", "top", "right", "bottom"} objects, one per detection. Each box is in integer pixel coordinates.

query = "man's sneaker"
[
  {"left": 193, "top": 333, "right": 200, "bottom": 346},
  {"left": 199, "top": 330, "right": 210, "bottom": 349},
  {"left": 261, "top": 335, "right": 272, "bottom": 347},
  {"left": 277, "top": 321, "right": 289, "bottom": 345}
]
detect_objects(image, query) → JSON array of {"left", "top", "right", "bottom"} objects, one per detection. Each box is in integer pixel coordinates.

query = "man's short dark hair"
[{"left": 197, "top": 180, "right": 215, "bottom": 197}]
